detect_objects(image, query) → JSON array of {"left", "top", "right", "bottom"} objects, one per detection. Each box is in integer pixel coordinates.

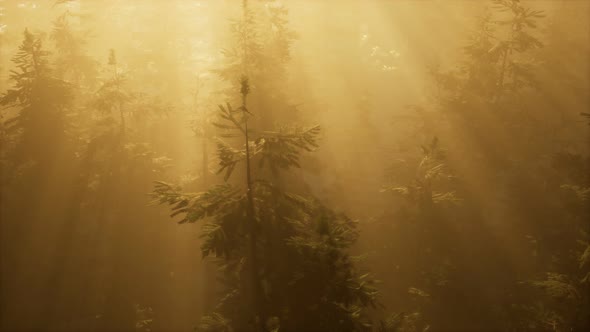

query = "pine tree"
[
  {"left": 377, "top": 137, "right": 462, "bottom": 331},
  {"left": 215, "top": 0, "right": 298, "bottom": 128},
  {"left": 415, "top": 1, "right": 590, "bottom": 330},
  {"left": 0, "top": 29, "right": 72, "bottom": 167},
  {"left": 153, "top": 75, "right": 378, "bottom": 331},
  {"left": 51, "top": 10, "right": 97, "bottom": 85},
  {"left": 0, "top": 27, "right": 79, "bottom": 330},
  {"left": 67, "top": 46, "right": 172, "bottom": 331}
]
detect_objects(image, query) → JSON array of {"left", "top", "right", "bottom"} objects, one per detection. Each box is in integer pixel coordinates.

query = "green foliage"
[
  {"left": 377, "top": 312, "right": 429, "bottom": 332},
  {"left": 256, "top": 125, "right": 320, "bottom": 174},
  {"left": 530, "top": 273, "right": 579, "bottom": 301},
  {"left": 153, "top": 77, "right": 377, "bottom": 330},
  {"left": 0, "top": 29, "right": 72, "bottom": 166},
  {"left": 215, "top": 0, "right": 299, "bottom": 128},
  {"left": 432, "top": 0, "right": 545, "bottom": 120},
  {"left": 213, "top": 97, "right": 320, "bottom": 180},
  {"left": 2, "top": 1, "right": 588, "bottom": 331},
  {"left": 1, "top": 30, "right": 67, "bottom": 108},
  {"left": 196, "top": 313, "right": 234, "bottom": 332},
  {"left": 382, "top": 137, "right": 460, "bottom": 208},
  {"left": 94, "top": 76, "right": 131, "bottom": 113},
  {"left": 152, "top": 182, "right": 241, "bottom": 224},
  {"left": 51, "top": 11, "right": 97, "bottom": 84},
  {"left": 511, "top": 145, "right": 590, "bottom": 331}
]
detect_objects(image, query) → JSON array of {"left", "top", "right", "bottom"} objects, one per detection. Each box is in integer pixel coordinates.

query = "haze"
[{"left": 1, "top": 1, "right": 589, "bottom": 331}]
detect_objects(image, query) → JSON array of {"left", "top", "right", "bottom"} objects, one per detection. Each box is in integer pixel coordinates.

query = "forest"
[{"left": 0, "top": 0, "right": 589, "bottom": 331}]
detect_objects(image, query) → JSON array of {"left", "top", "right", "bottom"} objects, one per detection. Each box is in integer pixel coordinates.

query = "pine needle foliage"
[
  {"left": 0, "top": 29, "right": 72, "bottom": 166},
  {"left": 152, "top": 78, "right": 377, "bottom": 331},
  {"left": 51, "top": 11, "right": 97, "bottom": 85},
  {"left": 382, "top": 137, "right": 460, "bottom": 208}
]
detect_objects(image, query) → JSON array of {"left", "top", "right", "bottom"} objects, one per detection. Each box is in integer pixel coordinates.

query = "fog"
[{"left": 1, "top": 1, "right": 589, "bottom": 331}]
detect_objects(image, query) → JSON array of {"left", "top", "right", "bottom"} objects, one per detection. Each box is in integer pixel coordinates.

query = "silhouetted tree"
[{"left": 153, "top": 78, "right": 378, "bottom": 332}]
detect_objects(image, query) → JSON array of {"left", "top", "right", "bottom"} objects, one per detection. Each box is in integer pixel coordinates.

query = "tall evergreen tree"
[
  {"left": 154, "top": 74, "right": 378, "bottom": 331},
  {"left": 0, "top": 29, "right": 72, "bottom": 168},
  {"left": 0, "top": 27, "right": 77, "bottom": 330}
]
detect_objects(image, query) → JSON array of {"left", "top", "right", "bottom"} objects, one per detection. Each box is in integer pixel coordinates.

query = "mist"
[{"left": 1, "top": 1, "right": 589, "bottom": 331}]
